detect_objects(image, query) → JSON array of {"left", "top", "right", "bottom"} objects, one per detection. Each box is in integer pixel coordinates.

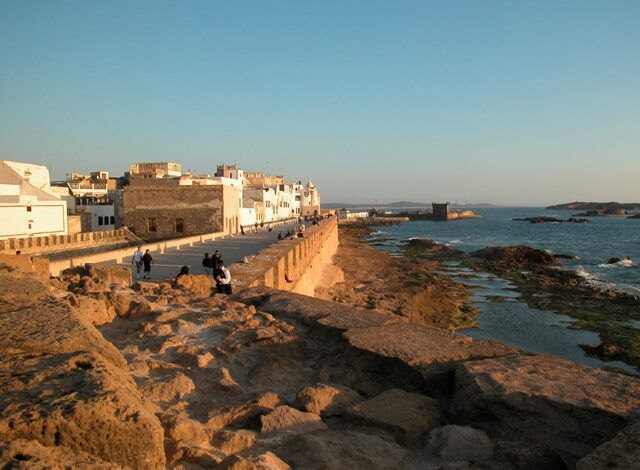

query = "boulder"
[
  {"left": 0, "top": 300, "right": 126, "bottom": 369},
  {"left": 65, "top": 293, "right": 116, "bottom": 325},
  {"left": 344, "top": 322, "right": 518, "bottom": 382},
  {"left": 86, "top": 264, "right": 132, "bottom": 287},
  {"left": 0, "top": 351, "right": 165, "bottom": 469},
  {"left": 141, "top": 372, "right": 195, "bottom": 404},
  {"left": 0, "top": 439, "right": 123, "bottom": 469},
  {"left": 161, "top": 411, "right": 209, "bottom": 446},
  {"left": 453, "top": 354, "right": 640, "bottom": 463},
  {"left": 346, "top": 388, "right": 441, "bottom": 445},
  {"left": 272, "top": 430, "right": 407, "bottom": 470},
  {"left": 296, "top": 383, "right": 362, "bottom": 416},
  {"left": 206, "top": 393, "right": 282, "bottom": 430},
  {"left": 164, "top": 440, "right": 223, "bottom": 467},
  {"left": 210, "top": 429, "right": 258, "bottom": 455},
  {"left": 576, "top": 421, "right": 640, "bottom": 470},
  {"left": 471, "top": 245, "right": 558, "bottom": 268},
  {"left": 175, "top": 274, "right": 215, "bottom": 297},
  {"left": 260, "top": 405, "right": 327, "bottom": 437},
  {"left": 0, "top": 271, "right": 56, "bottom": 314},
  {"left": 427, "top": 425, "right": 493, "bottom": 462}
]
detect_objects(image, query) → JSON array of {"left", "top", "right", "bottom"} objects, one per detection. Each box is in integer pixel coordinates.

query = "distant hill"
[
  {"left": 323, "top": 201, "right": 502, "bottom": 209},
  {"left": 547, "top": 201, "right": 640, "bottom": 211}
]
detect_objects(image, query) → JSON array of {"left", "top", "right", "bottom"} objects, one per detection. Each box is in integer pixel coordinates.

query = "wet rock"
[
  {"left": 0, "top": 351, "right": 165, "bottom": 469},
  {"left": 260, "top": 405, "right": 327, "bottom": 437},
  {"left": 219, "top": 451, "right": 291, "bottom": 470},
  {"left": 296, "top": 383, "right": 362, "bottom": 416},
  {"left": 175, "top": 274, "right": 215, "bottom": 297},
  {"left": 272, "top": 430, "right": 407, "bottom": 470},
  {"left": 346, "top": 388, "right": 441, "bottom": 445},
  {"left": 0, "top": 439, "right": 123, "bottom": 469},
  {"left": 344, "top": 322, "right": 518, "bottom": 382},
  {"left": 427, "top": 425, "right": 493, "bottom": 462},
  {"left": 576, "top": 421, "right": 640, "bottom": 470},
  {"left": 453, "top": 354, "right": 640, "bottom": 463},
  {"left": 471, "top": 245, "right": 558, "bottom": 268}
]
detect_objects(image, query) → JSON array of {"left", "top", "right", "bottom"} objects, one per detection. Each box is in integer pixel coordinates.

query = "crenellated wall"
[{"left": 231, "top": 217, "right": 339, "bottom": 296}]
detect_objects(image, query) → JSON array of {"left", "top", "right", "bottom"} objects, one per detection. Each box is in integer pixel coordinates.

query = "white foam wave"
[
  {"left": 445, "top": 239, "right": 463, "bottom": 246},
  {"left": 597, "top": 259, "right": 635, "bottom": 268}
]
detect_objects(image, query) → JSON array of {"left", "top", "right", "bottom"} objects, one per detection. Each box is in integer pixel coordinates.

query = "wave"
[
  {"left": 597, "top": 259, "right": 635, "bottom": 268},
  {"left": 445, "top": 239, "right": 463, "bottom": 246}
]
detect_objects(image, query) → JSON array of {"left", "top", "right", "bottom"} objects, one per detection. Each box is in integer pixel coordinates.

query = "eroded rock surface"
[
  {"left": 454, "top": 354, "right": 640, "bottom": 463},
  {"left": 0, "top": 439, "right": 123, "bottom": 469}
]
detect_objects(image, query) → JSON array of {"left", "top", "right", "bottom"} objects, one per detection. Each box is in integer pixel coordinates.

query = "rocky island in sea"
[{"left": 3, "top": 215, "right": 640, "bottom": 469}]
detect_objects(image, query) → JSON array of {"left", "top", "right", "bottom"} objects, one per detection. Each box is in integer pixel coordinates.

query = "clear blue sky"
[{"left": 1, "top": 0, "right": 638, "bottom": 205}]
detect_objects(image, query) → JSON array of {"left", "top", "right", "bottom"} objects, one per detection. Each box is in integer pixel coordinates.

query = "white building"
[
  {"left": 63, "top": 171, "right": 115, "bottom": 232},
  {"left": 0, "top": 160, "right": 68, "bottom": 240}
]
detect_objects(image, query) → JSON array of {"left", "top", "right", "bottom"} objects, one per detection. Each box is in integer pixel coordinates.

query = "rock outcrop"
[
  {"left": 453, "top": 354, "right": 640, "bottom": 464},
  {"left": 576, "top": 421, "right": 640, "bottom": 469},
  {"left": 0, "top": 439, "right": 123, "bottom": 469}
]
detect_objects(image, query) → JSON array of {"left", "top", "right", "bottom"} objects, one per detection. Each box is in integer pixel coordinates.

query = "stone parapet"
[{"left": 231, "top": 217, "right": 339, "bottom": 296}]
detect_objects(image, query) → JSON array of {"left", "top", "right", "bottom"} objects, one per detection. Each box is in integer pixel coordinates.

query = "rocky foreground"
[{"left": 1, "top": 254, "right": 640, "bottom": 469}]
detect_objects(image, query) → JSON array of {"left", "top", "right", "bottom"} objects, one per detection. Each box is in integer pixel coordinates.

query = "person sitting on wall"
[
  {"left": 175, "top": 265, "right": 189, "bottom": 281},
  {"left": 297, "top": 227, "right": 305, "bottom": 238},
  {"left": 213, "top": 260, "right": 232, "bottom": 295}
]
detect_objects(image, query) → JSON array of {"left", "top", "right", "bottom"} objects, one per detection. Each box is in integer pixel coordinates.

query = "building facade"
[{"left": 0, "top": 160, "right": 68, "bottom": 240}]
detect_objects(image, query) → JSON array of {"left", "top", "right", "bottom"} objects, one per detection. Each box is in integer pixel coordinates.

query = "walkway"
[{"left": 112, "top": 224, "right": 298, "bottom": 280}]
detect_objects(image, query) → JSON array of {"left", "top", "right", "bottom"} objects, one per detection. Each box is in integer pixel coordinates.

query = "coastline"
[{"left": 315, "top": 220, "right": 478, "bottom": 329}]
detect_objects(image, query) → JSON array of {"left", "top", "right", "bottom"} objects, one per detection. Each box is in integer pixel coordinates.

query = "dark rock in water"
[
  {"left": 554, "top": 253, "right": 578, "bottom": 260},
  {"left": 608, "top": 257, "right": 621, "bottom": 264},
  {"left": 567, "top": 217, "right": 589, "bottom": 223},
  {"left": 512, "top": 216, "right": 563, "bottom": 224},
  {"left": 628, "top": 214, "right": 640, "bottom": 219},
  {"left": 472, "top": 245, "right": 558, "bottom": 268},
  {"left": 403, "top": 238, "right": 446, "bottom": 251}
]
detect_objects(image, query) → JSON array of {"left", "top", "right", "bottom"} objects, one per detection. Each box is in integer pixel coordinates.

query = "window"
[
  {"left": 175, "top": 218, "right": 184, "bottom": 233},
  {"left": 26, "top": 206, "right": 32, "bottom": 212},
  {"left": 110, "top": 216, "right": 115, "bottom": 225},
  {"left": 148, "top": 218, "right": 157, "bottom": 232},
  {"left": 98, "top": 216, "right": 103, "bottom": 226}
]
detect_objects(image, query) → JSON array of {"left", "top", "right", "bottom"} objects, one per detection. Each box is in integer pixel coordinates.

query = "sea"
[{"left": 365, "top": 207, "right": 640, "bottom": 374}]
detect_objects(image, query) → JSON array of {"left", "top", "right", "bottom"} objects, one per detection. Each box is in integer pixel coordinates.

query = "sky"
[{"left": 0, "top": 0, "right": 639, "bottom": 205}]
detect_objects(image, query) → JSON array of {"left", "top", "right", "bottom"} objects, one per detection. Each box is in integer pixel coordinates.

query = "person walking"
[
  {"left": 213, "top": 260, "right": 232, "bottom": 295},
  {"left": 131, "top": 246, "right": 143, "bottom": 279},
  {"left": 142, "top": 249, "right": 154, "bottom": 279}
]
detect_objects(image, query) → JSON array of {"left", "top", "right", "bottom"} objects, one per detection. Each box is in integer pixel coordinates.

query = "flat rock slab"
[
  {"left": 577, "top": 421, "right": 640, "bottom": 470},
  {"left": 346, "top": 388, "right": 441, "bottom": 445},
  {"left": 454, "top": 354, "right": 640, "bottom": 462},
  {"left": 234, "top": 288, "right": 401, "bottom": 330},
  {"left": 344, "top": 322, "right": 518, "bottom": 380}
]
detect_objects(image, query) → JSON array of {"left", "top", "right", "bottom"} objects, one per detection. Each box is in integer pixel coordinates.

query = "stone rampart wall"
[
  {"left": 231, "top": 217, "right": 339, "bottom": 296},
  {"left": 0, "top": 228, "right": 134, "bottom": 256}
]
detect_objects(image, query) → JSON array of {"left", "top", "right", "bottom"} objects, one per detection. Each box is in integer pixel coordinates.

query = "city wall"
[
  {"left": 0, "top": 228, "right": 136, "bottom": 257},
  {"left": 231, "top": 217, "right": 340, "bottom": 296}
]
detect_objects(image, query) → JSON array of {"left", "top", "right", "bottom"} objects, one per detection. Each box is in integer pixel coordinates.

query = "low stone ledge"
[
  {"left": 453, "top": 354, "right": 640, "bottom": 464},
  {"left": 344, "top": 322, "right": 519, "bottom": 382}
]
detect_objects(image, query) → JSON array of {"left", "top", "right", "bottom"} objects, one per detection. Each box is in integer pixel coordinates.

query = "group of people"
[
  {"left": 202, "top": 251, "right": 232, "bottom": 294},
  {"left": 130, "top": 246, "right": 232, "bottom": 295}
]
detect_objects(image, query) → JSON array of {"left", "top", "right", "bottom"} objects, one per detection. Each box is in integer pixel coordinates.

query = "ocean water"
[{"left": 366, "top": 207, "right": 640, "bottom": 373}]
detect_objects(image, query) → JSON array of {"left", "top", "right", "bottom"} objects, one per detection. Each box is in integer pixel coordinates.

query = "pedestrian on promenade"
[
  {"left": 202, "top": 253, "right": 212, "bottom": 275},
  {"left": 213, "top": 260, "right": 232, "bottom": 295},
  {"left": 142, "top": 249, "right": 154, "bottom": 279},
  {"left": 131, "top": 245, "right": 143, "bottom": 279}
]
